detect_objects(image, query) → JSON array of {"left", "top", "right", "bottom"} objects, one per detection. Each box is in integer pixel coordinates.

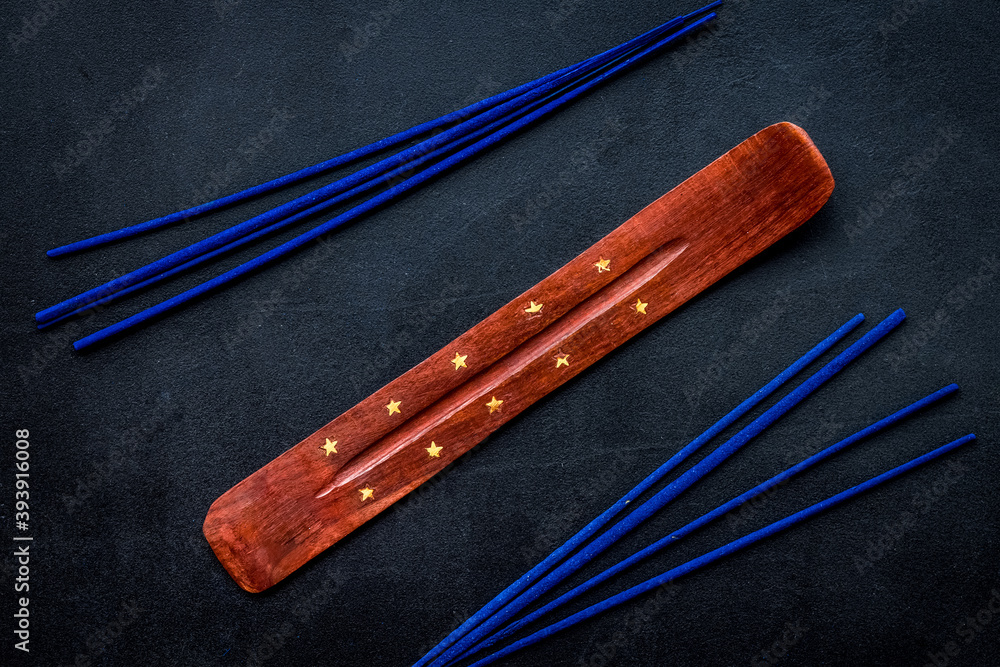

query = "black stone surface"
[{"left": 2, "top": 1, "right": 998, "bottom": 665}]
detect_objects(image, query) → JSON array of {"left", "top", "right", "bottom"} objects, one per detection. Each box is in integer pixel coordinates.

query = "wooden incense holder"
[{"left": 204, "top": 122, "right": 834, "bottom": 592}]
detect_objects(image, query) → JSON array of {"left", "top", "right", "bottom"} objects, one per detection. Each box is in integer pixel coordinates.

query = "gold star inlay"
[
  {"left": 555, "top": 353, "right": 570, "bottom": 368},
  {"left": 426, "top": 441, "right": 443, "bottom": 458},
  {"left": 452, "top": 353, "right": 468, "bottom": 370},
  {"left": 486, "top": 396, "right": 504, "bottom": 414},
  {"left": 386, "top": 399, "right": 401, "bottom": 416},
  {"left": 594, "top": 258, "right": 611, "bottom": 273},
  {"left": 320, "top": 438, "right": 338, "bottom": 456},
  {"left": 524, "top": 300, "right": 543, "bottom": 314},
  {"left": 634, "top": 298, "right": 648, "bottom": 315},
  {"left": 360, "top": 487, "right": 375, "bottom": 501}
]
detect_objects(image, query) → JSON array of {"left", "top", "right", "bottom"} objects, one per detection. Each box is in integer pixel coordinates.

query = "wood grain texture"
[{"left": 204, "top": 122, "right": 834, "bottom": 592}]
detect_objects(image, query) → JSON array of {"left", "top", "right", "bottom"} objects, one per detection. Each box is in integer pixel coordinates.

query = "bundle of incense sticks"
[
  {"left": 35, "top": 2, "right": 722, "bottom": 350},
  {"left": 412, "top": 310, "right": 975, "bottom": 666}
]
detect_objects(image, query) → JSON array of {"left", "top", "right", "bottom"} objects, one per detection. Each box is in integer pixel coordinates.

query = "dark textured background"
[{"left": 2, "top": 1, "right": 998, "bottom": 665}]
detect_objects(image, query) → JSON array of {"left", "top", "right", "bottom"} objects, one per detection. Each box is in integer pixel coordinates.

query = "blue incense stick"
[
  {"left": 466, "top": 433, "right": 977, "bottom": 666},
  {"left": 424, "top": 310, "right": 905, "bottom": 667},
  {"left": 409, "top": 312, "right": 864, "bottom": 667},
  {"left": 70, "top": 13, "right": 720, "bottom": 350},
  {"left": 38, "top": 62, "right": 594, "bottom": 329},
  {"left": 45, "top": 2, "right": 721, "bottom": 258},
  {"left": 453, "top": 383, "right": 959, "bottom": 663},
  {"left": 39, "top": 14, "right": 670, "bottom": 329},
  {"left": 39, "top": 10, "right": 716, "bottom": 326}
]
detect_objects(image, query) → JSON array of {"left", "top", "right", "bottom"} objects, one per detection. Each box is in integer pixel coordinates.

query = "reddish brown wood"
[{"left": 204, "top": 122, "right": 835, "bottom": 592}]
